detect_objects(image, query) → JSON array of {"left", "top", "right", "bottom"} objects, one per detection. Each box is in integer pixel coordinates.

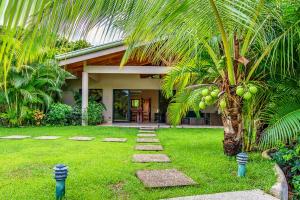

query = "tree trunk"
[{"left": 222, "top": 94, "right": 243, "bottom": 156}]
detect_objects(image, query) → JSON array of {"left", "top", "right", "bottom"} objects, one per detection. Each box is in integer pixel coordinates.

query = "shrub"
[
  {"left": 87, "top": 101, "right": 106, "bottom": 125},
  {"left": 46, "top": 103, "right": 72, "bottom": 125},
  {"left": 272, "top": 141, "right": 300, "bottom": 199},
  {"left": 33, "top": 110, "right": 45, "bottom": 126},
  {"left": 65, "top": 101, "right": 106, "bottom": 126},
  {"left": 67, "top": 105, "right": 82, "bottom": 125},
  {"left": 0, "top": 106, "right": 34, "bottom": 127}
]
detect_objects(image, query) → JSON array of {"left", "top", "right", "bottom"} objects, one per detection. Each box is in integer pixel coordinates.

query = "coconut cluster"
[
  {"left": 236, "top": 84, "right": 258, "bottom": 100},
  {"left": 199, "top": 87, "right": 220, "bottom": 110}
]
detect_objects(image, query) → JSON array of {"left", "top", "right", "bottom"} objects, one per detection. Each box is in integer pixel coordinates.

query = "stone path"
[
  {"left": 102, "top": 138, "right": 127, "bottom": 142},
  {"left": 69, "top": 136, "right": 95, "bottom": 141},
  {"left": 139, "top": 127, "right": 157, "bottom": 131},
  {"left": 137, "top": 138, "right": 160, "bottom": 143},
  {"left": 134, "top": 127, "right": 197, "bottom": 189},
  {"left": 34, "top": 136, "right": 60, "bottom": 140},
  {"left": 136, "top": 169, "right": 197, "bottom": 188},
  {"left": 0, "top": 135, "right": 31, "bottom": 139},
  {"left": 133, "top": 154, "right": 171, "bottom": 163},
  {"left": 139, "top": 130, "right": 156, "bottom": 133},
  {"left": 164, "top": 189, "right": 279, "bottom": 200},
  {"left": 137, "top": 133, "right": 156, "bottom": 137},
  {"left": 135, "top": 145, "right": 164, "bottom": 151}
]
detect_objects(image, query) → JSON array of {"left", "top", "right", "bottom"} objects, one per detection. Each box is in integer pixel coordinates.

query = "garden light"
[
  {"left": 236, "top": 152, "right": 248, "bottom": 177},
  {"left": 53, "top": 164, "right": 68, "bottom": 200}
]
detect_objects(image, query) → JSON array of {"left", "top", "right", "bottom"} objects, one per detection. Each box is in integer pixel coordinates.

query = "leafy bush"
[
  {"left": 86, "top": 101, "right": 106, "bottom": 125},
  {"left": 46, "top": 103, "right": 72, "bottom": 125},
  {"left": 0, "top": 106, "right": 34, "bottom": 127},
  {"left": 33, "top": 110, "right": 45, "bottom": 126},
  {"left": 65, "top": 101, "right": 106, "bottom": 126},
  {"left": 67, "top": 105, "right": 82, "bottom": 125},
  {"left": 292, "top": 176, "right": 300, "bottom": 198},
  {"left": 272, "top": 141, "right": 300, "bottom": 199}
]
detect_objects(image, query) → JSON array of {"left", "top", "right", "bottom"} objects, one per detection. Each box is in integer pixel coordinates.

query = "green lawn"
[{"left": 0, "top": 126, "right": 276, "bottom": 200}]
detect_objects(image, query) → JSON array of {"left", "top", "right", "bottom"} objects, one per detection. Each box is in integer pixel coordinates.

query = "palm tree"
[
  {"left": 1, "top": 0, "right": 299, "bottom": 154},
  {"left": 118, "top": 0, "right": 300, "bottom": 155},
  {"left": 0, "top": 62, "right": 72, "bottom": 126},
  {"left": 0, "top": 0, "right": 129, "bottom": 86}
]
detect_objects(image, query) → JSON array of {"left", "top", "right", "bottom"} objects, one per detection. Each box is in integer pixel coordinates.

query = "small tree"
[{"left": 120, "top": 0, "right": 300, "bottom": 155}]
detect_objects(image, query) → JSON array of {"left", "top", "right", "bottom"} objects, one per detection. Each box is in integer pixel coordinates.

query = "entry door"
[{"left": 113, "top": 89, "right": 130, "bottom": 122}]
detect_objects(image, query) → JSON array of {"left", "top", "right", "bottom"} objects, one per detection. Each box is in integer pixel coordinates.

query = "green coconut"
[
  {"left": 199, "top": 101, "right": 206, "bottom": 109},
  {"left": 243, "top": 92, "right": 252, "bottom": 100},
  {"left": 220, "top": 99, "right": 226, "bottom": 109},
  {"left": 211, "top": 90, "right": 219, "bottom": 97},
  {"left": 205, "top": 95, "right": 213, "bottom": 102},
  {"left": 236, "top": 86, "right": 244, "bottom": 96},
  {"left": 249, "top": 86, "right": 258, "bottom": 94},
  {"left": 201, "top": 88, "right": 209, "bottom": 96}
]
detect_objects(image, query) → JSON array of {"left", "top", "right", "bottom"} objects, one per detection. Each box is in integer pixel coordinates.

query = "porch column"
[{"left": 82, "top": 72, "right": 89, "bottom": 126}]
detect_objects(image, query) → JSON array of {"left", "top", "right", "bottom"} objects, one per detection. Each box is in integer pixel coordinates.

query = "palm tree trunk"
[{"left": 222, "top": 94, "right": 243, "bottom": 156}]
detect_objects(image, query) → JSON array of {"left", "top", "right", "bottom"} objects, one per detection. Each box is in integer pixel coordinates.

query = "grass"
[{"left": 0, "top": 126, "right": 276, "bottom": 200}]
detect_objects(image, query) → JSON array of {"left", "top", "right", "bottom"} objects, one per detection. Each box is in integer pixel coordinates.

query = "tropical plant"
[
  {"left": 87, "top": 101, "right": 106, "bottom": 125},
  {"left": 259, "top": 78, "right": 300, "bottom": 149},
  {"left": 272, "top": 142, "right": 300, "bottom": 199},
  {"left": 0, "top": 61, "right": 72, "bottom": 126},
  {"left": 118, "top": 0, "right": 300, "bottom": 155},
  {"left": 46, "top": 103, "right": 72, "bottom": 125},
  {"left": 0, "top": 0, "right": 127, "bottom": 86}
]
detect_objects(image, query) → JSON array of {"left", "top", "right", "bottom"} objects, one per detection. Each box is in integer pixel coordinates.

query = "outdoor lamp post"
[
  {"left": 236, "top": 152, "right": 248, "bottom": 177},
  {"left": 53, "top": 164, "right": 68, "bottom": 200}
]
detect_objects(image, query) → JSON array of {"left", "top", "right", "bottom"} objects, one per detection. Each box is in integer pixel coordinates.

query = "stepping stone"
[
  {"left": 135, "top": 145, "right": 163, "bottom": 151},
  {"left": 140, "top": 127, "right": 156, "bottom": 131},
  {"left": 133, "top": 154, "right": 170, "bottom": 163},
  {"left": 136, "top": 169, "right": 197, "bottom": 188},
  {"left": 137, "top": 134, "right": 156, "bottom": 137},
  {"left": 102, "top": 138, "right": 127, "bottom": 142},
  {"left": 137, "top": 138, "right": 160, "bottom": 143},
  {"left": 34, "top": 136, "right": 60, "bottom": 140},
  {"left": 69, "top": 136, "right": 94, "bottom": 141},
  {"left": 0, "top": 135, "right": 31, "bottom": 140},
  {"left": 139, "top": 130, "right": 155, "bottom": 133},
  {"left": 164, "top": 189, "right": 279, "bottom": 200}
]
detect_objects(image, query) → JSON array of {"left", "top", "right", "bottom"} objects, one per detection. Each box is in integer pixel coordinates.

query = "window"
[
  {"left": 78, "top": 89, "right": 103, "bottom": 103},
  {"left": 131, "top": 99, "right": 140, "bottom": 108}
]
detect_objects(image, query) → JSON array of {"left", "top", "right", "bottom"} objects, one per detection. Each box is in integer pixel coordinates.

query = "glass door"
[{"left": 113, "top": 89, "right": 130, "bottom": 122}]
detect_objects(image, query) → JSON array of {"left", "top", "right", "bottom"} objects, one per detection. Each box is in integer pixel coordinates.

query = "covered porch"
[
  {"left": 57, "top": 41, "right": 173, "bottom": 125},
  {"left": 57, "top": 40, "right": 222, "bottom": 126}
]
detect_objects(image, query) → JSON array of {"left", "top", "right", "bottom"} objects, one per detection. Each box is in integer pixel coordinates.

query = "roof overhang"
[{"left": 56, "top": 40, "right": 125, "bottom": 66}]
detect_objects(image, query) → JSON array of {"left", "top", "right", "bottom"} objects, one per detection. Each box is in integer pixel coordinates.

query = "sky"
[
  {"left": 0, "top": 0, "right": 123, "bottom": 46},
  {"left": 83, "top": 24, "right": 123, "bottom": 46}
]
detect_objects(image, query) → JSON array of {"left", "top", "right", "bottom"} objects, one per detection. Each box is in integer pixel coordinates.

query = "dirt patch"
[{"left": 109, "top": 181, "right": 129, "bottom": 200}]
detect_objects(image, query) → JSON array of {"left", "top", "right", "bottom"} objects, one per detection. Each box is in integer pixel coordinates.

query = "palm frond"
[{"left": 260, "top": 108, "right": 300, "bottom": 149}]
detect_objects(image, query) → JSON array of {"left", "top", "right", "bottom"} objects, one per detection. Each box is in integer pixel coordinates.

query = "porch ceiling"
[{"left": 57, "top": 41, "right": 174, "bottom": 77}]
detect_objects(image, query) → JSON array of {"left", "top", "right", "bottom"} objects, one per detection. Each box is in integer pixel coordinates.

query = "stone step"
[
  {"left": 137, "top": 134, "right": 157, "bottom": 137},
  {"left": 136, "top": 169, "right": 197, "bottom": 188},
  {"left": 34, "top": 136, "right": 60, "bottom": 140},
  {"left": 139, "top": 130, "right": 156, "bottom": 133},
  {"left": 102, "top": 138, "right": 127, "bottom": 142},
  {"left": 139, "top": 127, "right": 157, "bottom": 131},
  {"left": 0, "top": 135, "right": 31, "bottom": 140},
  {"left": 133, "top": 154, "right": 170, "bottom": 163},
  {"left": 69, "top": 136, "right": 94, "bottom": 141},
  {"left": 164, "top": 189, "right": 279, "bottom": 200},
  {"left": 135, "top": 145, "right": 163, "bottom": 151},
  {"left": 137, "top": 138, "right": 160, "bottom": 143}
]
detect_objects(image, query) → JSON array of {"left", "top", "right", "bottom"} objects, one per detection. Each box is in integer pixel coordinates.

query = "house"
[{"left": 57, "top": 40, "right": 222, "bottom": 126}]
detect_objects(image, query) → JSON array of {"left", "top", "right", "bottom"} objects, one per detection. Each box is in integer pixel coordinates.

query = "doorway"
[{"left": 112, "top": 89, "right": 159, "bottom": 123}]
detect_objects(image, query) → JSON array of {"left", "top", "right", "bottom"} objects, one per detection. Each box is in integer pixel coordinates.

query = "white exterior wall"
[{"left": 62, "top": 74, "right": 162, "bottom": 123}]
